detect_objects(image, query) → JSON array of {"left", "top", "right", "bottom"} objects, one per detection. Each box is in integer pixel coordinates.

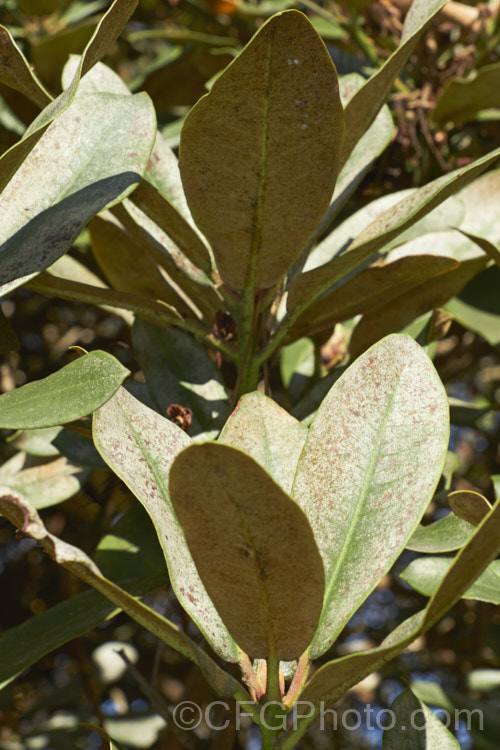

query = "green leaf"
[
  {"left": 169, "top": 442, "right": 324, "bottom": 659},
  {"left": 493, "top": 475, "right": 500, "bottom": 500},
  {"left": 0, "top": 504, "right": 167, "bottom": 691},
  {"left": 61, "top": 55, "right": 131, "bottom": 96},
  {"left": 446, "top": 264, "right": 500, "bottom": 348},
  {"left": 132, "top": 319, "right": 230, "bottom": 439},
  {"left": 401, "top": 557, "right": 500, "bottom": 604},
  {"left": 0, "top": 454, "right": 88, "bottom": 509},
  {"left": 179, "top": 10, "right": 344, "bottom": 290},
  {"left": 303, "top": 189, "right": 412, "bottom": 273},
  {"left": 449, "top": 489, "right": 492, "bottom": 526},
  {"left": 433, "top": 62, "right": 500, "bottom": 123},
  {"left": 291, "top": 365, "right": 346, "bottom": 425},
  {"left": 61, "top": 55, "right": 211, "bottom": 271},
  {"left": 10, "top": 421, "right": 105, "bottom": 468},
  {"left": 218, "top": 391, "right": 307, "bottom": 494},
  {"left": 27, "top": 271, "right": 183, "bottom": 331},
  {"left": 292, "top": 334, "right": 449, "bottom": 659},
  {"left": 449, "top": 396, "right": 491, "bottom": 426},
  {"left": 340, "top": 0, "right": 448, "bottom": 168},
  {"left": 0, "top": 350, "right": 129, "bottom": 429},
  {"left": 280, "top": 338, "right": 315, "bottom": 403},
  {"left": 92, "top": 386, "right": 240, "bottom": 662},
  {"left": 447, "top": 297, "right": 500, "bottom": 349},
  {"left": 467, "top": 669, "right": 500, "bottom": 691},
  {"left": 114, "top": 199, "right": 215, "bottom": 292},
  {"left": 12, "top": 427, "right": 62, "bottom": 456},
  {"left": 458, "top": 167, "right": 500, "bottom": 243},
  {"left": 310, "top": 16, "right": 345, "bottom": 41},
  {"left": 0, "top": 0, "right": 139, "bottom": 193},
  {"left": 94, "top": 502, "right": 166, "bottom": 579},
  {"left": 406, "top": 512, "right": 475, "bottom": 553},
  {"left": 0, "top": 25, "right": 52, "bottom": 107},
  {"left": 288, "top": 147, "right": 499, "bottom": 313},
  {"left": 382, "top": 688, "right": 460, "bottom": 749},
  {"left": 0, "top": 91, "right": 156, "bottom": 295}
]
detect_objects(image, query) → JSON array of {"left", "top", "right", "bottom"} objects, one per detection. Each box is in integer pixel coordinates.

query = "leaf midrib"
[
  {"left": 243, "top": 37, "right": 273, "bottom": 290},
  {"left": 219, "top": 478, "right": 278, "bottom": 658}
]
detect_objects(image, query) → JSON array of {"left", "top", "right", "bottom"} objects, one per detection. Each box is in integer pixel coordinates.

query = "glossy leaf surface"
[
  {"left": 169, "top": 442, "right": 324, "bottom": 659},
  {"left": 292, "top": 334, "right": 449, "bottom": 658},
  {"left": 0, "top": 92, "right": 156, "bottom": 295},
  {"left": 0, "top": 351, "right": 129, "bottom": 429},
  {"left": 92, "top": 386, "right": 239, "bottom": 661},
  {"left": 179, "top": 10, "right": 344, "bottom": 289}
]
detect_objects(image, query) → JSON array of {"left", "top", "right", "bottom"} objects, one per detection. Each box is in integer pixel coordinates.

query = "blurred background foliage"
[{"left": 0, "top": 0, "right": 500, "bottom": 748}]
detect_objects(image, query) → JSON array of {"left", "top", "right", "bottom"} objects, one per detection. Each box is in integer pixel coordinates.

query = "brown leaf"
[
  {"left": 179, "top": 10, "right": 344, "bottom": 290},
  {"left": 169, "top": 442, "right": 325, "bottom": 659}
]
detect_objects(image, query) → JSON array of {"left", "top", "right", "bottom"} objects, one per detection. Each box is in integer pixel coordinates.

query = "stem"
[
  {"left": 348, "top": 13, "right": 381, "bottom": 68},
  {"left": 259, "top": 651, "right": 286, "bottom": 750},
  {"left": 265, "top": 652, "right": 282, "bottom": 705},
  {"left": 232, "top": 291, "right": 263, "bottom": 402}
]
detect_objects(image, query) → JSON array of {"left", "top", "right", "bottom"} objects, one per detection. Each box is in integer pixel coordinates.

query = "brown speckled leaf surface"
[
  {"left": 179, "top": 10, "right": 344, "bottom": 290},
  {"left": 169, "top": 442, "right": 325, "bottom": 660},
  {"left": 292, "top": 334, "right": 449, "bottom": 659},
  {"left": 93, "top": 387, "right": 240, "bottom": 662}
]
